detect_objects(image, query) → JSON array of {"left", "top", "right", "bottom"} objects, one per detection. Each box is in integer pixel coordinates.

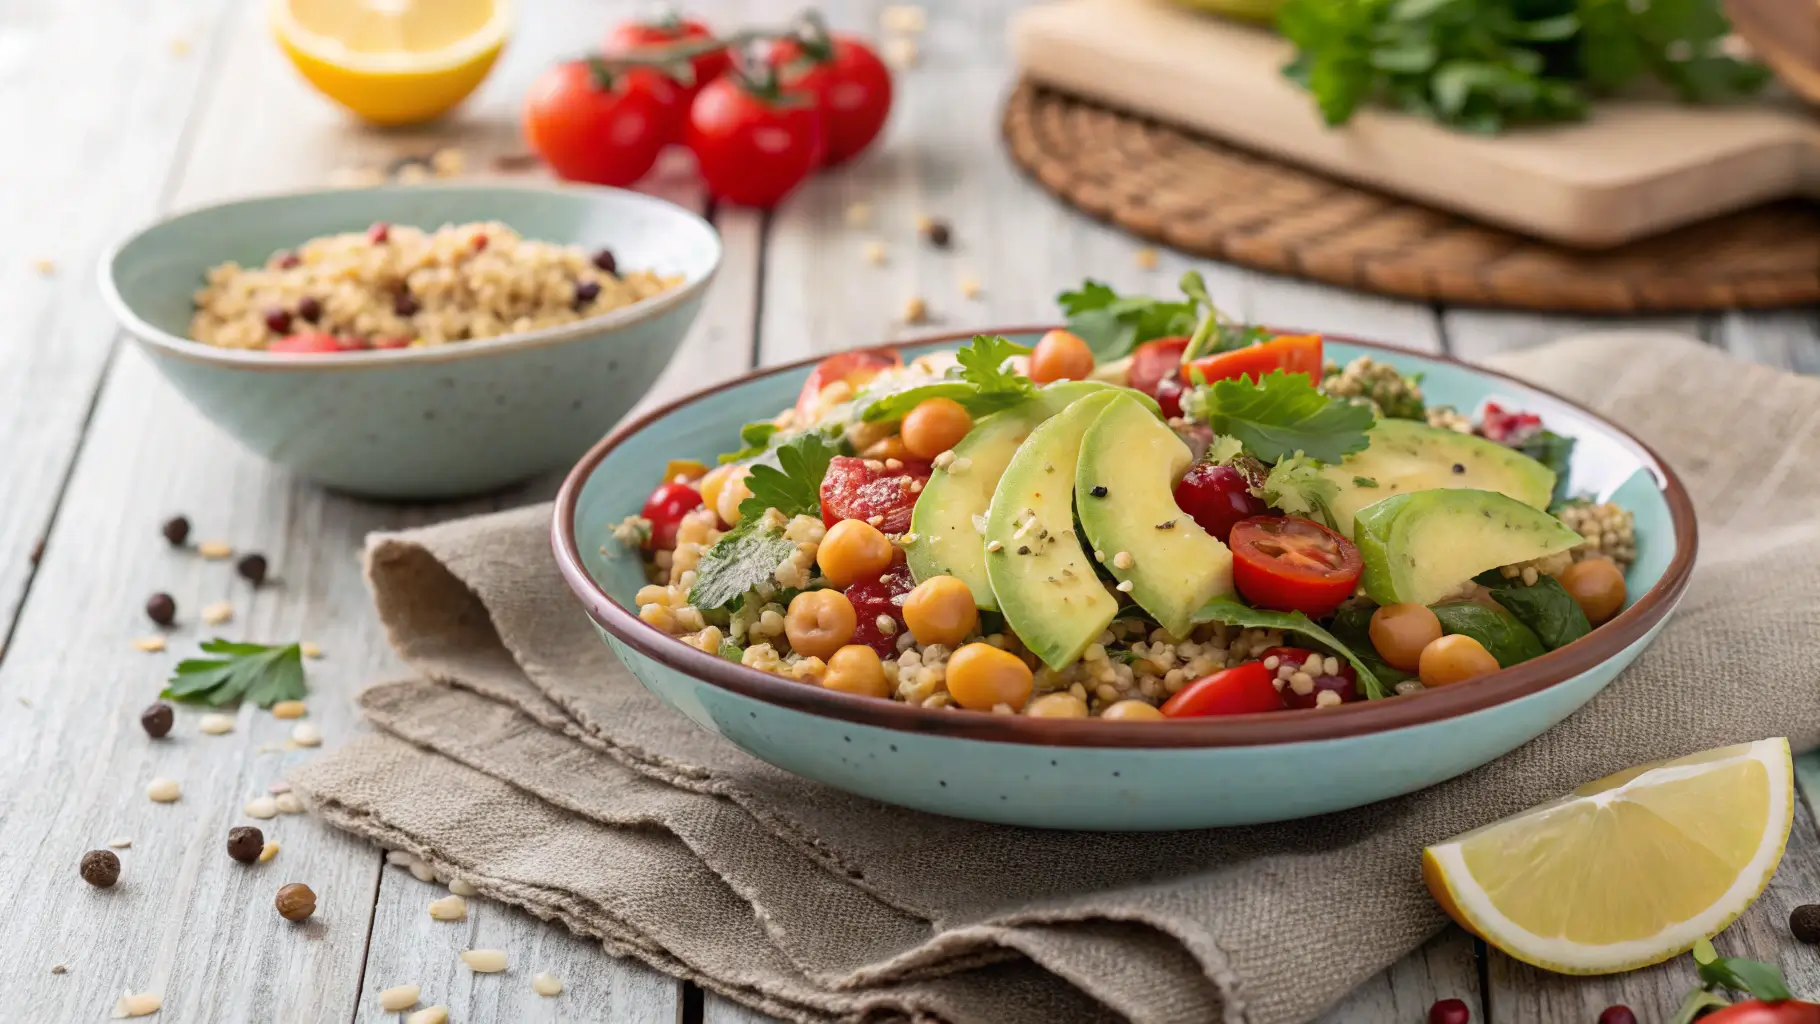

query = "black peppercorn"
[
  {"left": 1791, "top": 903, "right": 1820, "bottom": 944},
  {"left": 275, "top": 882, "right": 316, "bottom": 921},
  {"left": 80, "top": 849, "right": 120, "bottom": 888},
  {"left": 393, "top": 291, "right": 419, "bottom": 317},
  {"left": 145, "top": 592, "right": 176, "bottom": 626},
  {"left": 925, "top": 219, "right": 952, "bottom": 248},
  {"left": 140, "top": 701, "right": 174, "bottom": 739},
  {"left": 227, "top": 826, "right": 265, "bottom": 864},
  {"left": 573, "top": 280, "right": 601, "bottom": 309},
  {"left": 161, "top": 515, "right": 191, "bottom": 546},
  {"left": 592, "top": 248, "right": 617, "bottom": 275},
  {"left": 296, "top": 296, "right": 322, "bottom": 323},
  {"left": 236, "top": 553, "right": 268, "bottom": 586},
  {"left": 1451, "top": 463, "right": 1465, "bottom": 474},
  {"left": 1090, "top": 485, "right": 1108, "bottom": 498}
]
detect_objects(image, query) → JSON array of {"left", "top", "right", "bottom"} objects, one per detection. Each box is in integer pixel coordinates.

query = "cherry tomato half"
[
  {"left": 794, "top": 348, "right": 903, "bottom": 420},
  {"left": 846, "top": 561, "right": 915, "bottom": 656},
  {"left": 1172, "top": 462, "right": 1267, "bottom": 544},
  {"left": 686, "top": 75, "right": 823, "bottom": 208},
  {"left": 1161, "top": 662, "right": 1287, "bottom": 717},
  {"left": 771, "top": 34, "right": 892, "bottom": 166},
  {"left": 819, "top": 455, "right": 931, "bottom": 535},
  {"left": 1184, "top": 333, "right": 1323, "bottom": 386},
  {"left": 602, "top": 15, "right": 731, "bottom": 118},
  {"left": 1229, "top": 516, "right": 1363, "bottom": 618},
  {"left": 523, "top": 61, "right": 682, "bottom": 186},
  {"left": 1700, "top": 1001, "right": 1820, "bottom": 1024},
  {"left": 641, "top": 481, "right": 704, "bottom": 551}
]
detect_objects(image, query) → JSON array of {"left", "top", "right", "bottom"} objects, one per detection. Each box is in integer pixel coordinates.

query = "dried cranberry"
[
  {"left": 593, "top": 248, "right": 618, "bottom": 274},
  {"left": 1172, "top": 463, "right": 1266, "bottom": 544},
  {"left": 275, "top": 251, "right": 301, "bottom": 270},
  {"left": 819, "top": 456, "right": 932, "bottom": 535},
  {"left": 296, "top": 296, "right": 322, "bottom": 323},
  {"left": 641, "top": 482, "right": 703, "bottom": 551},
  {"left": 1479, "top": 402, "right": 1543, "bottom": 445},
  {"left": 1597, "top": 1007, "right": 1638, "bottom": 1024},
  {"left": 367, "top": 222, "right": 391, "bottom": 244},
  {"left": 263, "top": 309, "right": 292, "bottom": 334},
  {"left": 472, "top": 233, "right": 489, "bottom": 252},
  {"left": 574, "top": 280, "right": 601, "bottom": 308},
  {"left": 1262, "top": 646, "right": 1360, "bottom": 709},
  {"left": 1427, "top": 998, "right": 1471, "bottom": 1024},
  {"left": 845, "top": 562, "right": 914, "bottom": 657}
]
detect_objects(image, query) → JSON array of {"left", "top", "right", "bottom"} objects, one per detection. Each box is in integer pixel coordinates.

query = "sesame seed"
[
  {"left": 1264, "top": 656, "right": 1280, "bottom": 669},
  {"left": 863, "top": 241, "right": 887, "bottom": 266},
  {"left": 986, "top": 540, "right": 1003, "bottom": 552},
  {"left": 1315, "top": 690, "right": 1342, "bottom": 708},
  {"left": 1115, "top": 581, "right": 1134, "bottom": 593},
  {"left": 885, "top": 458, "right": 903, "bottom": 471},
  {"left": 959, "top": 275, "right": 983, "bottom": 299},
  {"left": 1094, "top": 549, "right": 1106, "bottom": 562},
  {"left": 949, "top": 457, "right": 971, "bottom": 475},
  {"left": 902, "top": 295, "right": 928, "bottom": 323},
  {"left": 1112, "top": 551, "right": 1134, "bottom": 570},
  {"left": 1134, "top": 247, "right": 1160, "bottom": 270}
]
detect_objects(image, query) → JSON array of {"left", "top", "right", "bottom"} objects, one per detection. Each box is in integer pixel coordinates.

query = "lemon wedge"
[
  {"left": 1423, "top": 738, "right": 1794, "bottom": 975},
  {"left": 272, "top": 0, "right": 510, "bottom": 125}
]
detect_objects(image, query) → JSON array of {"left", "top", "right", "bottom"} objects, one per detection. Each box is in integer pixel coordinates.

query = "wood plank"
[
  {"left": 1711, "top": 308, "right": 1820, "bottom": 374},
  {"left": 1441, "top": 310, "right": 1707, "bottom": 363},
  {"left": 1316, "top": 931, "right": 1481, "bottom": 1024},
  {"left": 0, "top": 0, "right": 235, "bottom": 647}
]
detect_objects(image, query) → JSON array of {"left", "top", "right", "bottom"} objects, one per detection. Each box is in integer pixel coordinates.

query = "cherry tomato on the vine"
[
  {"left": 770, "top": 33, "right": 892, "bottom": 165},
  {"left": 1228, "top": 516, "right": 1363, "bottom": 619},
  {"left": 686, "top": 72, "right": 823, "bottom": 208},
  {"left": 523, "top": 60, "right": 682, "bottom": 186},
  {"left": 1160, "top": 662, "right": 1287, "bottom": 718},
  {"left": 640, "top": 481, "right": 704, "bottom": 551},
  {"left": 603, "top": 15, "right": 730, "bottom": 116}
]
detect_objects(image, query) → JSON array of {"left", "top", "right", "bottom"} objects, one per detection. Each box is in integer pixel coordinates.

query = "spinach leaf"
[
  {"left": 687, "top": 519, "right": 800, "bottom": 612},
  {"left": 1515, "top": 429, "right": 1576, "bottom": 509},
  {"left": 1475, "top": 569, "right": 1590, "bottom": 650},
  {"left": 1431, "top": 602, "right": 1545, "bottom": 667},
  {"left": 1193, "top": 597, "right": 1389, "bottom": 698}
]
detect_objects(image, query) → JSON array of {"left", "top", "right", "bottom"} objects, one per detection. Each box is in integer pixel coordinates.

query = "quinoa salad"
[
  {"left": 614, "top": 274, "right": 1637, "bottom": 721},
  {"left": 189, "top": 221, "right": 681, "bottom": 353}
]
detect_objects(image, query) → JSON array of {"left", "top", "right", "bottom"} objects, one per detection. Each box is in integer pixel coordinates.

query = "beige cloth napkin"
[{"left": 293, "top": 332, "right": 1820, "bottom": 1024}]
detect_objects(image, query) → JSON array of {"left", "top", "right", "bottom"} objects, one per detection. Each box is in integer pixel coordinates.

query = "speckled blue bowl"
[
  {"left": 554, "top": 332, "right": 1696, "bottom": 830},
  {"left": 101, "top": 184, "right": 720, "bottom": 499}
]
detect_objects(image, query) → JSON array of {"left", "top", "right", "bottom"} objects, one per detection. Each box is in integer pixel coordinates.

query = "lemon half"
[
  {"left": 272, "top": 0, "right": 511, "bottom": 125},
  {"left": 1424, "top": 738, "right": 1794, "bottom": 975}
]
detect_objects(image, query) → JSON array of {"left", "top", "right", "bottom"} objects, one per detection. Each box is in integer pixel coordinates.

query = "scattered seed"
[
  {"left": 1113, "top": 551, "right": 1134, "bottom": 570},
  {"left": 145, "top": 778, "right": 181, "bottom": 803},
  {"left": 882, "top": 35, "right": 918, "bottom": 69},
  {"left": 379, "top": 984, "right": 421, "bottom": 1012},
  {"left": 409, "top": 860, "right": 437, "bottom": 884},
  {"left": 406, "top": 1007, "right": 449, "bottom": 1024},
  {"left": 161, "top": 516, "right": 191, "bottom": 546},
  {"left": 108, "top": 837, "right": 132, "bottom": 849},
  {"left": 169, "top": 37, "right": 190, "bottom": 56},
  {"left": 985, "top": 540, "right": 1004, "bottom": 553},
  {"left": 448, "top": 878, "right": 477, "bottom": 897},
  {"left": 844, "top": 201, "right": 872, "bottom": 228},
  {"left": 532, "top": 972, "right": 563, "bottom": 997},
  {"left": 428, "top": 894, "right": 468, "bottom": 921},
  {"left": 144, "top": 593, "right": 176, "bottom": 626},
  {"left": 197, "top": 540, "right": 233, "bottom": 560},
  {"left": 244, "top": 796, "right": 279, "bottom": 819},
  {"left": 431, "top": 147, "right": 465, "bottom": 177},
  {"left": 461, "top": 949, "right": 508, "bottom": 973},
  {"left": 227, "top": 826, "right": 265, "bottom": 863},
  {"left": 50, "top": 964, "right": 66, "bottom": 974},
  {"left": 132, "top": 635, "right": 167, "bottom": 653},
  {"left": 271, "top": 700, "right": 307, "bottom": 719},
  {"left": 385, "top": 850, "right": 419, "bottom": 868},
  {"left": 259, "top": 841, "right": 280, "bottom": 863},
  {"left": 291, "top": 723, "right": 322, "bottom": 747},
  {"left": 275, "top": 792, "right": 305, "bottom": 815},
  {"left": 862, "top": 241, "right": 887, "bottom": 266},
  {"left": 300, "top": 642, "right": 323, "bottom": 659},
  {"left": 902, "top": 295, "right": 928, "bottom": 324},
  {"left": 198, "top": 712, "right": 234, "bottom": 735},
  {"left": 924, "top": 219, "right": 952, "bottom": 248},
  {"left": 32, "top": 258, "right": 56, "bottom": 276},
  {"left": 112, "top": 992, "right": 162, "bottom": 1018},
  {"left": 1134, "top": 247, "right": 1160, "bottom": 270},
  {"left": 236, "top": 553, "right": 269, "bottom": 585},
  {"left": 881, "top": 4, "right": 927, "bottom": 33},
  {"left": 1115, "top": 580, "right": 1134, "bottom": 593},
  {"left": 958, "top": 275, "right": 982, "bottom": 299},
  {"left": 1791, "top": 904, "right": 1820, "bottom": 944},
  {"left": 140, "top": 702, "right": 174, "bottom": 739},
  {"left": 275, "top": 882, "right": 316, "bottom": 921},
  {"left": 80, "top": 850, "right": 120, "bottom": 888}
]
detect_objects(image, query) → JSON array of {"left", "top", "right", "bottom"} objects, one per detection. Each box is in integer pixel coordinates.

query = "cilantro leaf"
[
  {"left": 1192, "top": 597, "right": 1389, "bottom": 699},
  {"left": 162, "top": 639, "right": 306, "bottom": 709},
  {"left": 1260, "top": 453, "right": 1341, "bottom": 530},
  {"left": 1188, "top": 370, "right": 1375, "bottom": 464},
  {"left": 739, "top": 433, "right": 838, "bottom": 521},
  {"left": 1056, "top": 279, "right": 1200, "bottom": 361},
  {"left": 858, "top": 335, "right": 1034, "bottom": 422},
  {"left": 718, "top": 421, "right": 781, "bottom": 464},
  {"left": 687, "top": 518, "right": 801, "bottom": 612}
]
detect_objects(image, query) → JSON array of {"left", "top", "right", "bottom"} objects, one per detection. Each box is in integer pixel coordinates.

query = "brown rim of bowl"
[{"left": 552, "top": 328, "right": 1698, "bottom": 749}]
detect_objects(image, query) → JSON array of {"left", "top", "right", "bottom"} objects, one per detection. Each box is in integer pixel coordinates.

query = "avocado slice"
[
  {"left": 1354, "top": 489, "right": 1582, "bottom": 606},
  {"left": 1076, "top": 394, "right": 1235, "bottom": 638},
  {"left": 907, "top": 381, "right": 1116, "bottom": 609},
  {"left": 1318, "top": 419, "right": 1555, "bottom": 536},
  {"left": 984, "top": 392, "right": 1123, "bottom": 670}
]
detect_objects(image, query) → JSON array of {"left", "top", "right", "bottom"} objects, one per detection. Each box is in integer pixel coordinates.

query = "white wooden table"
[{"left": 2, "top": 1, "right": 1816, "bottom": 1021}]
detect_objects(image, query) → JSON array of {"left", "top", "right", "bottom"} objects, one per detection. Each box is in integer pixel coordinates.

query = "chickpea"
[
  {"left": 1558, "top": 557, "right": 1627, "bottom": 625},
  {"left": 1369, "top": 603, "right": 1443, "bottom": 672},
  {"left": 901, "top": 575, "right": 979, "bottom": 647},
  {"left": 823, "top": 645, "right": 890, "bottom": 698},
  {"left": 1028, "top": 329, "right": 1095, "bottom": 384},
  {"left": 900, "top": 397, "right": 974, "bottom": 459},
  {"left": 945, "top": 642, "right": 1034, "bottom": 711},
  {"left": 862, "top": 435, "right": 912, "bottom": 462},
  {"left": 699, "top": 463, "right": 746, "bottom": 525},
  {"left": 818, "top": 520, "right": 894, "bottom": 587},
  {"left": 1418, "top": 634, "right": 1501, "bottom": 688},
  {"left": 1025, "top": 692, "right": 1088, "bottom": 718},
  {"left": 785, "top": 590, "right": 858, "bottom": 660},
  {"left": 717, "top": 472, "right": 753, "bottom": 525},
  {"left": 1099, "top": 699, "right": 1165, "bottom": 721}
]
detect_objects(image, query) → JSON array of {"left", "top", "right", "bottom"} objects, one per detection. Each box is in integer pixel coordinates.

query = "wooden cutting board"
[{"left": 1011, "top": 0, "right": 1820, "bottom": 248}]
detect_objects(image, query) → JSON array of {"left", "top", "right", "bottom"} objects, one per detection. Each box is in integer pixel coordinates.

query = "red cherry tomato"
[
  {"left": 1480, "top": 401, "right": 1545, "bottom": 445},
  {"left": 819, "top": 455, "right": 931, "bottom": 535},
  {"left": 269, "top": 332, "right": 344, "bottom": 354},
  {"left": 523, "top": 61, "right": 682, "bottom": 186},
  {"left": 794, "top": 348, "right": 903, "bottom": 419},
  {"left": 1160, "top": 662, "right": 1287, "bottom": 717},
  {"left": 1228, "top": 516, "right": 1363, "bottom": 618},
  {"left": 640, "top": 481, "right": 704, "bottom": 551},
  {"left": 1260, "top": 646, "right": 1360, "bottom": 708},
  {"left": 845, "top": 561, "right": 915, "bottom": 656},
  {"left": 1184, "top": 333, "right": 1323, "bottom": 386},
  {"left": 770, "top": 34, "right": 892, "bottom": 165},
  {"left": 686, "top": 75, "right": 823, "bottom": 208},
  {"left": 1700, "top": 1001, "right": 1820, "bottom": 1024},
  {"left": 1172, "top": 463, "right": 1267, "bottom": 544},
  {"left": 602, "top": 15, "right": 731, "bottom": 117},
  {"left": 1126, "top": 337, "right": 1190, "bottom": 397}
]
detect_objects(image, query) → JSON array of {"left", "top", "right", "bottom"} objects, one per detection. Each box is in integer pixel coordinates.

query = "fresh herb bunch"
[
  {"left": 1056, "top": 272, "right": 1267, "bottom": 362},
  {"left": 859, "top": 335, "right": 1034, "bottom": 422},
  {"left": 1277, "top": 0, "right": 1769, "bottom": 133},
  {"left": 163, "top": 640, "right": 307, "bottom": 708}
]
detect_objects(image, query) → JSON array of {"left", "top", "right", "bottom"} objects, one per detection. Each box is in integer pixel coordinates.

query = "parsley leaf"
[
  {"left": 718, "top": 421, "right": 781, "bottom": 464},
  {"left": 1260, "top": 453, "right": 1341, "bottom": 530},
  {"left": 1188, "top": 370, "right": 1375, "bottom": 464},
  {"left": 859, "top": 335, "right": 1034, "bottom": 422},
  {"left": 739, "top": 433, "right": 838, "bottom": 520},
  {"left": 162, "top": 639, "right": 306, "bottom": 708},
  {"left": 1192, "top": 597, "right": 1389, "bottom": 699},
  {"left": 687, "top": 518, "right": 800, "bottom": 612},
  {"left": 1056, "top": 279, "right": 1200, "bottom": 361}
]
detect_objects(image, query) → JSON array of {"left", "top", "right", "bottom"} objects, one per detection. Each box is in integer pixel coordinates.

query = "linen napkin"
[{"left": 293, "top": 332, "right": 1820, "bottom": 1024}]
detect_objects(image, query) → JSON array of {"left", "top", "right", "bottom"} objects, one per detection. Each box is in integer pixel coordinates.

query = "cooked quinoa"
[{"left": 189, "top": 221, "right": 681, "bottom": 351}]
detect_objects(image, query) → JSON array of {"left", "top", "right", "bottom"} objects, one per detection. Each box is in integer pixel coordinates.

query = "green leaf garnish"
[
  {"left": 718, "top": 421, "right": 781, "bottom": 464},
  {"left": 1260, "top": 453, "right": 1341, "bottom": 530},
  {"left": 1189, "top": 370, "right": 1375, "bottom": 464},
  {"left": 738, "top": 433, "right": 838, "bottom": 521},
  {"left": 1192, "top": 597, "right": 1388, "bottom": 699},
  {"left": 1475, "top": 569, "right": 1590, "bottom": 651},
  {"left": 1056, "top": 279, "right": 1201, "bottom": 361},
  {"left": 687, "top": 518, "right": 800, "bottom": 612},
  {"left": 162, "top": 639, "right": 306, "bottom": 709},
  {"left": 1353, "top": 476, "right": 1379, "bottom": 488},
  {"left": 858, "top": 335, "right": 1034, "bottom": 422},
  {"left": 1692, "top": 938, "right": 1795, "bottom": 1003}
]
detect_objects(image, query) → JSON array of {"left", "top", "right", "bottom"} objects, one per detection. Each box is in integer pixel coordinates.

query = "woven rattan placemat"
[{"left": 1003, "top": 81, "right": 1820, "bottom": 313}]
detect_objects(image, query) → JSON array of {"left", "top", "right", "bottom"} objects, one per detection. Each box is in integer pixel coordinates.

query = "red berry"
[
  {"left": 1172, "top": 463, "right": 1267, "bottom": 544},
  {"left": 472, "top": 233, "right": 489, "bottom": 252},
  {"left": 844, "top": 562, "right": 914, "bottom": 657},
  {"left": 275, "top": 251, "right": 301, "bottom": 269},
  {"left": 1154, "top": 375, "right": 1186, "bottom": 419},
  {"left": 367, "top": 222, "right": 391, "bottom": 244},
  {"left": 263, "top": 308, "right": 293, "bottom": 334},
  {"left": 1428, "top": 998, "right": 1471, "bottom": 1024},
  {"left": 640, "top": 482, "right": 704, "bottom": 551},
  {"left": 1598, "top": 1008, "right": 1637, "bottom": 1024},
  {"left": 818, "top": 456, "right": 932, "bottom": 535}
]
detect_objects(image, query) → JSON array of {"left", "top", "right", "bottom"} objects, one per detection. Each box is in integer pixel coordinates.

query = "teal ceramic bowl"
[
  {"left": 554, "top": 332, "right": 1697, "bottom": 830},
  {"left": 101, "top": 184, "right": 720, "bottom": 499}
]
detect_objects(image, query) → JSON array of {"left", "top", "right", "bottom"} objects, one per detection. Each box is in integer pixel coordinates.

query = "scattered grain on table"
[
  {"left": 379, "top": 985, "right": 421, "bottom": 1012},
  {"left": 132, "top": 636, "right": 166, "bottom": 654},
  {"left": 844, "top": 201, "right": 872, "bottom": 228},
  {"left": 299, "top": 642, "right": 323, "bottom": 659},
  {"left": 198, "top": 712, "right": 234, "bottom": 735},
  {"left": 32, "top": 258, "right": 55, "bottom": 276},
  {"left": 275, "top": 882, "right": 316, "bottom": 921},
  {"left": 259, "top": 841, "right": 281, "bottom": 863},
  {"left": 244, "top": 796, "right": 278, "bottom": 820},
  {"left": 409, "top": 860, "right": 437, "bottom": 884},
  {"left": 431, "top": 148, "right": 465, "bottom": 177},
  {"left": 448, "top": 878, "right": 477, "bottom": 897},
  {"left": 111, "top": 992, "right": 162, "bottom": 1018},
  {"left": 959, "top": 275, "right": 982, "bottom": 299},
  {"left": 290, "top": 722, "right": 322, "bottom": 747},
  {"left": 80, "top": 850, "right": 120, "bottom": 888},
  {"left": 881, "top": 4, "right": 927, "bottom": 33},
  {"left": 405, "top": 1007, "right": 449, "bottom": 1024},
  {"left": 144, "top": 593, "right": 176, "bottom": 626},
  {"left": 235, "top": 553, "right": 268, "bottom": 585},
  {"left": 862, "top": 241, "right": 887, "bottom": 266},
  {"left": 145, "top": 778, "right": 181, "bottom": 803},
  {"left": 108, "top": 837, "right": 132, "bottom": 849},
  {"left": 883, "top": 35, "right": 918, "bottom": 69},
  {"left": 1134, "top": 247, "right": 1160, "bottom": 270},
  {"left": 428, "top": 894, "right": 467, "bottom": 921},
  {"left": 532, "top": 972, "right": 563, "bottom": 996},
  {"left": 161, "top": 516, "right": 191, "bottom": 546},
  {"left": 271, "top": 700, "right": 307, "bottom": 720},
  {"left": 139, "top": 702, "right": 173, "bottom": 738},
  {"left": 227, "top": 826, "right": 265, "bottom": 863},
  {"left": 460, "top": 949, "right": 508, "bottom": 973},
  {"left": 197, "top": 540, "right": 233, "bottom": 560},
  {"left": 274, "top": 792, "right": 305, "bottom": 815},
  {"left": 903, "top": 296, "right": 928, "bottom": 324}
]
